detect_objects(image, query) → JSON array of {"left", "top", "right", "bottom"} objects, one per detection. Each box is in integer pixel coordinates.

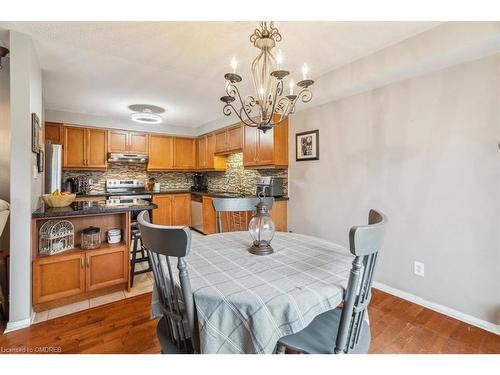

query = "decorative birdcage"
[{"left": 39, "top": 220, "right": 75, "bottom": 256}]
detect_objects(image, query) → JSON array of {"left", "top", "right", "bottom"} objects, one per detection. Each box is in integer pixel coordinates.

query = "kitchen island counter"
[{"left": 32, "top": 199, "right": 156, "bottom": 219}]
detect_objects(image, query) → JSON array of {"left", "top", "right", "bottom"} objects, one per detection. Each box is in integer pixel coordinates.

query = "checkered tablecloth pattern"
[{"left": 152, "top": 231, "right": 354, "bottom": 354}]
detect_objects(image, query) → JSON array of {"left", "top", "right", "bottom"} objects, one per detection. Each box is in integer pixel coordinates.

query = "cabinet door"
[
  {"left": 129, "top": 132, "right": 149, "bottom": 154},
  {"left": 256, "top": 127, "right": 274, "bottom": 165},
  {"left": 226, "top": 125, "right": 243, "bottom": 152},
  {"left": 243, "top": 126, "right": 258, "bottom": 167},
  {"left": 87, "top": 128, "right": 108, "bottom": 168},
  {"left": 173, "top": 137, "right": 196, "bottom": 170},
  {"left": 152, "top": 195, "right": 173, "bottom": 225},
  {"left": 172, "top": 193, "right": 191, "bottom": 226},
  {"left": 108, "top": 130, "right": 129, "bottom": 153},
  {"left": 33, "top": 253, "right": 85, "bottom": 304},
  {"left": 270, "top": 200, "right": 287, "bottom": 232},
  {"left": 214, "top": 130, "right": 227, "bottom": 153},
  {"left": 86, "top": 246, "right": 127, "bottom": 291},
  {"left": 202, "top": 196, "right": 217, "bottom": 234},
  {"left": 148, "top": 135, "right": 173, "bottom": 170},
  {"left": 44, "top": 122, "right": 62, "bottom": 145},
  {"left": 197, "top": 136, "right": 207, "bottom": 169},
  {"left": 63, "top": 126, "right": 86, "bottom": 168}
]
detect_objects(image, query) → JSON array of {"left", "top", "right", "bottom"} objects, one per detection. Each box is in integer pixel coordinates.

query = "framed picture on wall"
[
  {"left": 37, "top": 150, "right": 44, "bottom": 173},
  {"left": 31, "top": 113, "right": 41, "bottom": 153},
  {"left": 296, "top": 129, "right": 319, "bottom": 161}
]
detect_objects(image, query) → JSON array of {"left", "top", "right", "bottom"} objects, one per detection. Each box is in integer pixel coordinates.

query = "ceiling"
[{"left": 1, "top": 21, "right": 440, "bottom": 130}]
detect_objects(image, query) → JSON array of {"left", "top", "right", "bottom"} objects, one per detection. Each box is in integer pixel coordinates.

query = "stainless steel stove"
[
  {"left": 106, "top": 179, "right": 152, "bottom": 202},
  {"left": 105, "top": 180, "right": 153, "bottom": 225}
]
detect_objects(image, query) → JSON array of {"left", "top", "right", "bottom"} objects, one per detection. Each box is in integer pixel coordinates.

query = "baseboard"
[
  {"left": 373, "top": 281, "right": 500, "bottom": 335},
  {"left": 3, "top": 317, "right": 31, "bottom": 333}
]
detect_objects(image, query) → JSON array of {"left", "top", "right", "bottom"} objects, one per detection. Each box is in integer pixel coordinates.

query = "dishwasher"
[{"left": 191, "top": 194, "right": 203, "bottom": 233}]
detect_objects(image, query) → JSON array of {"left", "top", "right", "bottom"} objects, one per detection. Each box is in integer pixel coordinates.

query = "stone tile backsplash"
[
  {"left": 62, "top": 152, "right": 288, "bottom": 196},
  {"left": 206, "top": 153, "right": 288, "bottom": 196}
]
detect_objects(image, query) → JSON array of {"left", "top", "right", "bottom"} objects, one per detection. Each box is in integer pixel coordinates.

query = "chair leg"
[
  {"left": 130, "top": 235, "right": 139, "bottom": 287},
  {"left": 275, "top": 343, "right": 286, "bottom": 354}
]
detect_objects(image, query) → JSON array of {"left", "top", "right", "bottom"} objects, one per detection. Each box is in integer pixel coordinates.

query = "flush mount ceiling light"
[
  {"left": 129, "top": 104, "right": 165, "bottom": 124},
  {"left": 220, "top": 21, "right": 315, "bottom": 133}
]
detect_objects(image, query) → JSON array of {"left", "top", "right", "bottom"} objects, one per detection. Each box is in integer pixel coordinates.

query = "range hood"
[{"left": 108, "top": 153, "right": 149, "bottom": 163}]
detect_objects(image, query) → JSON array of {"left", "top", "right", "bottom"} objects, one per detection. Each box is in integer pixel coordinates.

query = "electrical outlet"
[{"left": 414, "top": 261, "right": 425, "bottom": 277}]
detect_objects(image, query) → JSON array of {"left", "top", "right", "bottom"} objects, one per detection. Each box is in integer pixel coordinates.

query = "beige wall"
[{"left": 289, "top": 54, "right": 499, "bottom": 325}]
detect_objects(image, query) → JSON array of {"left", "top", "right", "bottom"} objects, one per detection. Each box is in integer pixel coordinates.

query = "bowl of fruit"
[{"left": 42, "top": 190, "right": 76, "bottom": 208}]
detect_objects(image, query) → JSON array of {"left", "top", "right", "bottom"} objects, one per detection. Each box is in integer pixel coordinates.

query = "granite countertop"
[
  {"left": 32, "top": 199, "right": 156, "bottom": 219},
  {"left": 77, "top": 190, "right": 289, "bottom": 201}
]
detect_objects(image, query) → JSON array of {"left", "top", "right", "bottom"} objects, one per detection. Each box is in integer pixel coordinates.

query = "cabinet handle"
[
  {"left": 80, "top": 257, "right": 84, "bottom": 269},
  {"left": 86, "top": 257, "right": 90, "bottom": 268}
]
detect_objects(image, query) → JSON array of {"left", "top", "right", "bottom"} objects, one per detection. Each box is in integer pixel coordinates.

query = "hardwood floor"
[{"left": 0, "top": 289, "right": 498, "bottom": 354}]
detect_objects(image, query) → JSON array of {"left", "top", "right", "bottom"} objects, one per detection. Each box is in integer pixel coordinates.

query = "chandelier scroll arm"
[{"left": 226, "top": 83, "right": 261, "bottom": 125}]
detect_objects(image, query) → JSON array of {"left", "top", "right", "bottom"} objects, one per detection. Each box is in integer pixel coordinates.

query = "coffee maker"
[
  {"left": 63, "top": 177, "right": 80, "bottom": 194},
  {"left": 191, "top": 173, "right": 207, "bottom": 192},
  {"left": 255, "top": 177, "right": 284, "bottom": 197}
]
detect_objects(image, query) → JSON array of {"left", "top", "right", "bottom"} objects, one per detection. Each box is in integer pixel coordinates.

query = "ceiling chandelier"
[{"left": 220, "top": 21, "right": 315, "bottom": 132}]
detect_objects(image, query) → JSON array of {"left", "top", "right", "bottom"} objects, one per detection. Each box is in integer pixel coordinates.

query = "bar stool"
[{"left": 130, "top": 227, "right": 152, "bottom": 287}]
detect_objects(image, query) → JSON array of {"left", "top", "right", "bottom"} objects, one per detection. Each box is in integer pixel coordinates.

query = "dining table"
[{"left": 151, "top": 231, "right": 354, "bottom": 354}]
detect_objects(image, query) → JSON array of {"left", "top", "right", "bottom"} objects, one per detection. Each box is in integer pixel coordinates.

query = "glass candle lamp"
[{"left": 248, "top": 198, "right": 275, "bottom": 255}]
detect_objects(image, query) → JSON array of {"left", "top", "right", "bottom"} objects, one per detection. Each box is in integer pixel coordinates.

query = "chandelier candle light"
[{"left": 220, "top": 22, "right": 315, "bottom": 132}]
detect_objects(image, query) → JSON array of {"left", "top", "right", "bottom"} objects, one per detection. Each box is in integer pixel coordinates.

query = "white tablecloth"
[{"left": 152, "top": 231, "right": 353, "bottom": 354}]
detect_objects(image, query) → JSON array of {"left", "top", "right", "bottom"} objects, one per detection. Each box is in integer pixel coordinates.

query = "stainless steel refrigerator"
[{"left": 44, "top": 143, "right": 62, "bottom": 194}]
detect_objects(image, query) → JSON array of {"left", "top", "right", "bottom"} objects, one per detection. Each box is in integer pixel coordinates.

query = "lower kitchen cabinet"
[
  {"left": 33, "top": 252, "right": 86, "bottom": 304},
  {"left": 32, "top": 242, "right": 128, "bottom": 306},
  {"left": 153, "top": 193, "right": 191, "bottom": 226},
  {"left": 85, "top": 245, "right": 128, "bottom": 291},
  {"left": 152, "top": 194, "right": 173, "bottom": 225}
]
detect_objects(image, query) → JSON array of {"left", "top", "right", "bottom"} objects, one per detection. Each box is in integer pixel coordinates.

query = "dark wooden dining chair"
[
  {"left": 137, "top": 210, "right": 198, "bottom": 354},
  {"left": 212, "top": 197, "right": 274, "bottom": 233},
  {"left": 276, "top": 209, "right": 388, "bottom": 354}
]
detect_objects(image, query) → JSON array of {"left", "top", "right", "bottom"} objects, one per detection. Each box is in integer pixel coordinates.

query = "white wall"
[
  {"left": 289, "top": 54, "right": 499, "bottom": 326},
  {"left": 0, "top": 43, "right": 10, "bottom": 252},
  {"left": 7, "top": 31, "right": 43, "bottom": 330}
]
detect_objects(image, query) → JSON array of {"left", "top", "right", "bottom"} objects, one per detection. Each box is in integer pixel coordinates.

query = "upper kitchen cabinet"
[
  {"left": 108, "top": 130, "right": 148, "bottom": 154},
  {"left": 173, "top": 137, "right": 196, "bottom": 170},
  {"left": 197, "top": 133, "right": 226, "bottom": 171},
  {"left": 243, "top": 117, "right": 288, "bottom": 169},
  {"left": 148, "top": 134, "right": 173, "bottom": 170},
  {"left": 63, "top": 126, "right": 108, "bottom": 170},
  {"left": 148, "top": 135, "right": 196, "bottom": 171},
  {"left": 214, "top": 124, "right": 243, "bottom": 154},
  {"left": 44, "top": 122, "right": 63, "bottom": 145}
]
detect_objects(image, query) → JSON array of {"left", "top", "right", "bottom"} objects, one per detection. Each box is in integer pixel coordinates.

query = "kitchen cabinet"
[
  {"left": 214, "top": 124, "right": 243, "bottom": 154},
  {"left": 63, "top": 126, "right": 107, "bottom": 169},
  {"left": 44, "top": 122, "right": 63, "bottom": 145},
  {"left": 148, "top": 135, "right": 174, "bottom": 170},
  {"left": 148, "top": 135, "right": 196, "bottom": 171},
  {"left": 33, "top": 252, "right": 86, "bottom": 304},
  {"left": 243, "top": 117, "right": 288, "bottom": 168},
  {"left": 172, "top": 194, "right": 192, "bottom": 227},
  {"left": 152, "top": 194, "right": 173, "bottom": 226},
  {"left": 109, "top": 130, "right": 149, "bottom": 154},
  {"left": 87, "top": 128, "right": 108, "bottom": 168},
  {"left": 197, "top": 134, "right": 227, "bottom": 171},
  {"left": 85, "top": 245, "right": 128, "bottom": 291},
  {"left": 173, "top": 137, "right": 196, "bottom": 170},
  {"left": 152, "top": 193, "right": 191, "bottom": 226}
]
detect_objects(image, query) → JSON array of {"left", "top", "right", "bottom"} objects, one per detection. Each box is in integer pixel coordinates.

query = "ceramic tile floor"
[{"left": 32, "top": 229, "right": 207, "bottom": 325}]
